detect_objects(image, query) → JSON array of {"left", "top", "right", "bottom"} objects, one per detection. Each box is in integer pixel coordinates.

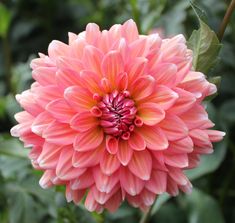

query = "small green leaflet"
[{"left": 187, "top": 19, "right": 222, "bottom": 74}]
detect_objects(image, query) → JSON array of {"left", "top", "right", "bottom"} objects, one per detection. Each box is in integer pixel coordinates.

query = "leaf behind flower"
[{"left": 187, "top": 8, "right": 221, "bottom": 74}]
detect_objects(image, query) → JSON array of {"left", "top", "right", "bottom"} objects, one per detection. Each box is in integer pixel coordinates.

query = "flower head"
[{"left": 11, "top": 19, "right": 225, "bottom": 212}]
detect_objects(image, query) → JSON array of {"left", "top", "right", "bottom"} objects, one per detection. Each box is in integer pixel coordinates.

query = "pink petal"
[
  {"left": 100, "top": 150, "right": 120, "bottom": 175},
  {"left": 85, "top": 190, "right": 102, "bottom": 212},
  {"left": 126, "top": 194, "right": 142, "bottom": 208},
  {"left": 167, "top": 136, "right": 193, "bottom": 153},
  {"left": 71, "top": 38, "right": 86, "bottom": 59},
  {"left": 205, "top": 130, "right": 225, "bottom": 142},
  {"left": 122, "top": 19, "right": 139, "bottom": 43},
  {"left": 68, "top": 32, "right": 77, "bottom": 44},
  {"left": 189, "top": 129, "right": 212, "bottom": 149},
  {"left": 37, "top": 142, "right": 62, "bottom": 169},
  {"left": 28, "top": 145, "right": 41, "bottom": 161},
  {"left": 136, "top": 125, "right": 168, "bottom": 150},
  {"left": 159, "top": 114, "right": 188, "bottom": 141},
  {"left": 178, "top": 71, "right": 208, "bottom": 98},
  {"left": 117, "top": 139, "right": 133, "bottom": 166},
  {"left": 74, "top": 127, "right": 103, "bottom": 151},
  {"left": 80, "top": 70, "right": 102, "bottom": 94},
  {"left": 106, "top": 136, "right": 119, "bottom": 154},
  {"left": 164, "top": 154, "right": 188, "bottom": 168},
  {"left": 70, "top": 112, "right": 99, "bottom": 132},
  {"left": 56, "top": 69, "right": 81, "bottom": 91},
  {"left": 180, "top": 104, "right": 209, "bottom": 130},
  {"left": 126, "top": 57, "right": 148, "bottom": 83},
  {"left": 105, "top": 190, "right": 122, "bottom": 212},
  {"left": 48, "top": 40, "right": 70, "bottom": 59},
  {"left": 93, "top": 166, "right": 119, "bottom": 193},
  {"left": 99, "top": 30, "right": 112, "bottom": 53},
  {"left": 56, "top": 56, "right": 83, "bottom": 74},
  {"left": 46, "top": 99, "right": 76, "bottom": 123},
  {"left": 168, "top": 167, "right": 188, "bottom": 185},
  {"left": 188, "top": 153, "right": 200, "bottom": 169},
  {"left": 141, "top": 189, "right": 156, "bottom": 206},
  {"left": 91, "top": 185, "right": 119, "bottom": 205},
  {"left": 43, "top": 121, "right": 77, "bottom": 145},
  {"left": 101, "top": 51, "right": 124, "bottom": 87},
  {"left": 16, "top": 90, "right": 43, "bottom": 116},
  {"left": 129, "top": 75, "right": 155, "bottom": 101},
  {"left": 152, "top": 63, "right": 177, "bottom": 87},
  {"left": 39, "top": 170, "right": 54, "bottom": 189},
  {"left": 119, "top": 167, "right": 144, "bottom": 196},
  {"left": 72, "top": 142, "right": 105, "bottom": 168},
  {"left": 168, "top": 88, "right": 196, "bottom": 115},
  {"left": 144, "top": 85, "right": 178, "bottom": 110},
  {"left": 137, "top": 103, "right": 165, "bottom": 126},
  {"left": 32, "top": 67, "right": 57, "bottom": 86},
  {"left": 30, "top": 54, "right": 54, "bottom": 70},
  {"left": 31, "top": 111, "right": 54, "bottom": 136},
  {"left": 64, "top": 86, "right": 95, "bottom": 112},
  {"left": 82, "top": 45, "right": 103, "bottom": 76},
  {"left": 129, "top": 37, "right": 149, "bottom": 58},
  {"left": 128, "top": 131, "right": 146, "bottom": 151},
  {"left": 14, "top": 111, "right": 33, "bottom": 123},
  {"left": 56, "top": 148, "right": 86, "bottom": 180},
  {"left": 20, "top": 132, "right": 44, "bottom": 148},
  {"left": 128, "top": 150, "right": 152, "bottom": 180},
  {"left": 167, "top": 177, "right": 179, "bottom": 196},
  {"left": 109, "top": 24, "right": 122, "bottom": 40},
  {"left": 65, "top": 186, "right": 86, "bottom": 204},
  {"left": 12, "top": 122, "right": 29, "bottom": 138},
  {"left": 85, "top": 23, "right": 101, "bottom": 45},
  {"left": 34, "top": 85, "right": 63, "bottom": 108},
  {"left": 145, "top": 170, "right": 167, "bottom": 194},
  {"left": 70, "top": 170, "right": 94, "bottom": 190},
  {"left": 112, "top": 37, "right": 129, "bottom": 62},
  {"left": 175, "top": 58, "right": 192, "bottom": 83},
  {"left": 117, "top": 72, "right": 128, "bottom": 91}
]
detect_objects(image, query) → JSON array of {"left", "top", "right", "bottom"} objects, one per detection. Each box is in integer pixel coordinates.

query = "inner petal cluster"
[{"left": 98, "top": 90, "right": 137, "bottom": 139}]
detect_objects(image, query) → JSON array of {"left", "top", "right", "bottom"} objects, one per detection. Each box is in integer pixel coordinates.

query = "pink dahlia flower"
[{"left": 11, "top": 19, "right": 225, "bottom": 212}]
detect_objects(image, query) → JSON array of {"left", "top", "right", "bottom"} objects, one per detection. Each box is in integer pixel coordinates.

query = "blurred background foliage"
[{"left": 0, "top": 0, "right": 234, "bottom": 222}]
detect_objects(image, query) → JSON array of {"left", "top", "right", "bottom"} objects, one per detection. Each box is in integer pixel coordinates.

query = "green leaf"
[
  {"left": 0, "top": 3, "right": 11, "bottom": 38},
  {"left": 186, "top": 140, "right": 227, "bottom": 180},
  {"left": 189, "top": 1, "right": 207, "bottom": 22},
  {"left": 181, "top": 189, "right": 225, "bottom": 223},
  {"left": 0, "top": 138, "right": 28, "bottom": 158},
  {"left": 187, "top": 18, "right": 221, "bottom": 74}
]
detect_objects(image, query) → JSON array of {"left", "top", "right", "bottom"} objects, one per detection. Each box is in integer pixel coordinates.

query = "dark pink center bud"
[{"left": 98, "top": 90, "right": 137, "bottom": 138}]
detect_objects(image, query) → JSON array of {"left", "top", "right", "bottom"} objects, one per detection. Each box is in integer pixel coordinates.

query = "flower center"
[{"left": 97, "top": 90, "right": 137, "bottom": 139}]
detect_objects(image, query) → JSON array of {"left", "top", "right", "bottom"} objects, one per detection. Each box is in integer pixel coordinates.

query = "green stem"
[{"left": 217, "top": 0, "right": 235, "bottom": 41}]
